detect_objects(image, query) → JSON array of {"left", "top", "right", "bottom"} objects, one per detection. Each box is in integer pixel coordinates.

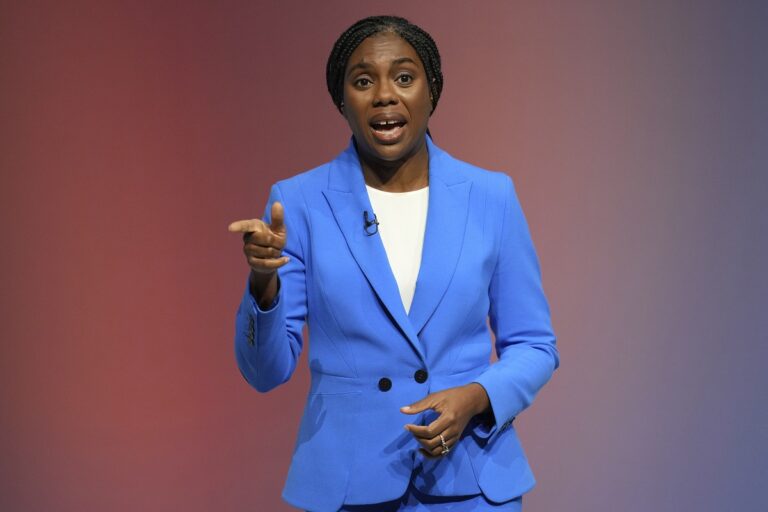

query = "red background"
[{"left": 2, "top": 1, "right": 766, "bottom": 511}]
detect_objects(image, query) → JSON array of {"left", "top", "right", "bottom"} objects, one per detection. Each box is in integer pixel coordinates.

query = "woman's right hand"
[{"left": 228, "top": 201, "right": 289, "bottom": 306}]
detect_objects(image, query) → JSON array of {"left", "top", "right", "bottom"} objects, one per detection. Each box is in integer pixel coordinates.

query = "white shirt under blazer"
[{"left": 365, "top": 184, "right": 429, "bottom": 314}]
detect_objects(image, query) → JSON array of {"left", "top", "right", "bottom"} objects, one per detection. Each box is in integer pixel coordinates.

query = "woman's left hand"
[{"left": 401, "top": 383, "right": 491, "bottom": 458}]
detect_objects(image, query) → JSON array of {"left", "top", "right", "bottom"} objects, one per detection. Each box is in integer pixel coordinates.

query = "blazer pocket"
[
  {"left": 465, "top": 424, "right": 536, "bottom": 503},
  {"left": 282, "top": 391, "right": 361, "bottom": 512}
]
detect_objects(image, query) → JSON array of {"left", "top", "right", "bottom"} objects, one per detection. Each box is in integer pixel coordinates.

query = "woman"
[{"left": 228, "top": 16, "right": 559, "bottom": 512}]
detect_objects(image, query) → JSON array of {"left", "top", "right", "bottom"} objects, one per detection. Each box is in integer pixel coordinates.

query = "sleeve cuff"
[
  {"left": 238, "top": 274, "right": 283, "bottom": 349},
  {"left": 470, "top": 378, "right": 517, "bottom": 443},
  {"left": 248, "top": 275, "right": 281, "bottom": 313}
]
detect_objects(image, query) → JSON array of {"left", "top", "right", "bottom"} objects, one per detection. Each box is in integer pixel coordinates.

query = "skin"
[
  {"left": 227, "top": 201, "right": 287, "bottom": 309},
  {"left": 340, "top": 31, "right": 432, "bottom": 192},
  {"left": 228, "top": 31, "right": 491, "bottom": 459}
]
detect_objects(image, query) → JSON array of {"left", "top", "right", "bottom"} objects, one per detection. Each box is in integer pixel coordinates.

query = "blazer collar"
[{"left": 322, "top": 135, "right": 472, "bottom": 362}]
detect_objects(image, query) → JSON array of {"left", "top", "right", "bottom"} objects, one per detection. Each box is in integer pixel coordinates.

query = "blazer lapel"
[
  {"left": 321, "top": 136, "right": 471, "bottom": 360},
  {"left": 408, "top": 137, "right": 472, "bottom": 335},
  {"left": 322, "top": 140, "right": 425, "bottom": 361}
]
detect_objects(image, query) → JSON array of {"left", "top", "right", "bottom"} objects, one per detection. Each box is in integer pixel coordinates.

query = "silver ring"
[{"left": 439, "top": 433, "right": 450, "bottom": 455}]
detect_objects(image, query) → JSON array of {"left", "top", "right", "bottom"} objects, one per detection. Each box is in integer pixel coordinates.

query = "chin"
[
  {"left": 372, "top": 143, "right": 410, "bottom": 160},
  {"left": 359, "top": 134, "right": 423, "bottom": 163}
]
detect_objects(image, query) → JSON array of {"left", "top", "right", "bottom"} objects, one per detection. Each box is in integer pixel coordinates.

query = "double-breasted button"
[
  {"left": 414, "top": 369, "right": 428, "bottom": 384},
  {"left": 378, "top": 377, "right": 392, "bottom": 392}
]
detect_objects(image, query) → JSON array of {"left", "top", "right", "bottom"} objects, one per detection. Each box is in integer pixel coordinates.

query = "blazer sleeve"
[
  {"left": 471, "top": 174, "right": 560, "bottom": 443},
  {"left": 234, "top": 182, "right": 308, "bottom": 392}
]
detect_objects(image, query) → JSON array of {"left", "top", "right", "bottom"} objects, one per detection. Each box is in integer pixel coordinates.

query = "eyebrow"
[{"left": 346, "top": 57, "right": 419, "bottom": 77}]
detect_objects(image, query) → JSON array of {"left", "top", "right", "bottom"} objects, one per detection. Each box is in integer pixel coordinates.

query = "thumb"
[
  {"left": 269, "top": 201, "right": 285, "bottom": 234},
  {"left": 401, "top": 396, "right": 434, "bottom": 415}
]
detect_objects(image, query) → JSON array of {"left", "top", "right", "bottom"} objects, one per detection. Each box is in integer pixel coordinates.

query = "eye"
[
  {"left": 396, "top": 74, "right": 414, "bottom": 85},
  {"left": 354, "top": 77, "right": 372, "bottom": 88}
]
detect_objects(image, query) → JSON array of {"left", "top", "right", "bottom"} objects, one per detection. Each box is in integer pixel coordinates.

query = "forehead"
[{"left": 346, "top": 32, "right": 423, "bottom": 72}]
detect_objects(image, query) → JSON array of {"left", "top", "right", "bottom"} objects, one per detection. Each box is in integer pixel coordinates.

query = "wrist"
[
  {"left": 465, "top": 382, "right": 491, "bottom": 416},
  {"left": 249, "top": 270, "right": 279, "bottom": 309}
]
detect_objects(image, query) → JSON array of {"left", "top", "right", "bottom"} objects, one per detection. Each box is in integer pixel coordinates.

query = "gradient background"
[{"left": 2, "top": 1, "right": 766, "bottom": 511}]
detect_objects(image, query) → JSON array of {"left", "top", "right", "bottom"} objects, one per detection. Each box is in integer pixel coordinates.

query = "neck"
[{"left": 357, "top": 138, "right": 429, "bottom": 192}]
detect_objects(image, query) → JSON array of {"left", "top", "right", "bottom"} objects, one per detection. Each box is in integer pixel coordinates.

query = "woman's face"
[{"left": 342, "top": 32, "right": 433, "bottom": 165}]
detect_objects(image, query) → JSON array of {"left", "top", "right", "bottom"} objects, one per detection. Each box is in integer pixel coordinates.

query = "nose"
[{"left": 373, "top": 80, "right": 398, "bottom": 107}]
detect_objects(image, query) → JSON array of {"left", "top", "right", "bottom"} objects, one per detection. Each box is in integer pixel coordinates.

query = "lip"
[
  {"left": 369, "top": 112, "right": 407, "bottom": 125},
  {"left": 368, "top": 112, "right": 408, "bottom": 145},
  {"left": 369, "top": 123, "right": 406, "bottom": 145}
]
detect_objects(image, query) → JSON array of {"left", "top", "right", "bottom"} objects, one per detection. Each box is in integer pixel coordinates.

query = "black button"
[
  {"left": 378, "top": 377, "right": 392, "bottom": 392},
  {"left": 414, "top": 369, "right": 428, "bottom": 383}
]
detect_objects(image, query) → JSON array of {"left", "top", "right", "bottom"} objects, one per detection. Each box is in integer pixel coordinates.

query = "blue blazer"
[{"left": 235, "top": 135, "right": 559, "bottom": 511}]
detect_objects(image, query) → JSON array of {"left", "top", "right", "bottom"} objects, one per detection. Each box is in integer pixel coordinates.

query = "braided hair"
[{"left": 326, "top": 15, "right": 444, "bottom": 115}]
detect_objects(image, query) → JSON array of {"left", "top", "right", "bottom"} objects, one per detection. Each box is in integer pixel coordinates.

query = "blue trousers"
[{"left": 333, "top": 482, "right": 523, "bottom": 511}]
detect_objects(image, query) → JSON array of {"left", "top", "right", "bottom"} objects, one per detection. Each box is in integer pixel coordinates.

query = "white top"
[{"left": 365, "top": 185, "right": 429, "bottom": 313}]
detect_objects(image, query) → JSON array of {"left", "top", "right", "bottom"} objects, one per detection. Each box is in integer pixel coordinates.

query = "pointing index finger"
[{"left": 228, "top": 219, "right": 259, "bottom": 233}]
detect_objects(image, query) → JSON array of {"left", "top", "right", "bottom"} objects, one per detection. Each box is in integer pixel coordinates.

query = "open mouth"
[
  {"left": 370, "top": 119, "right": 407, "bottom": 131},
  {"left": 369, "top": 119, "right": 407, "bottom": 143}
]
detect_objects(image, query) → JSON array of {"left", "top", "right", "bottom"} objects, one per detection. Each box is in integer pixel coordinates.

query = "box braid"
[{"left": 326, "top": 15, "right": 444, "bottom": 115}]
